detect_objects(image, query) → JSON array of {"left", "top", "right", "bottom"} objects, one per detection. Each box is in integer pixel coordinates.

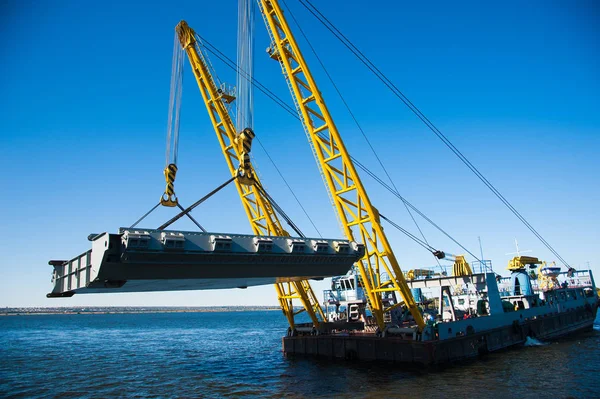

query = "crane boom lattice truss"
[
  {"left": 256, "top": 0, "right": 425, "bottom": 331},
  {"left": 175, "top": 21, "right": 324, "bottom": 330}
]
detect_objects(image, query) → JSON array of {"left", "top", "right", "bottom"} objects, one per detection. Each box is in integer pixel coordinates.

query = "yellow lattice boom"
[
  {"left": 256, "top": 0, "right": 425, "bottom": 331},
  {"left": 175, "top": 21, "right": 324, "bottom": 330}
]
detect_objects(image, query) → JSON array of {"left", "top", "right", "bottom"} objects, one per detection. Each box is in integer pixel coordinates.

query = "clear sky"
[{"left": 1, "top": 0, "right": 598, "bottom": 307}]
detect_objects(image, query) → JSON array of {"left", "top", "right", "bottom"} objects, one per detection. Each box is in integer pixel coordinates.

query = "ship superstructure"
[{"left": 285, "top": 257, "right": 598, "bottom": 365}]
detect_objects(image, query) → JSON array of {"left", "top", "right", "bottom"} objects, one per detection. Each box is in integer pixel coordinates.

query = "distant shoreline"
[{"left": 0, "top": 307, "right": 283, "bottom": 316}]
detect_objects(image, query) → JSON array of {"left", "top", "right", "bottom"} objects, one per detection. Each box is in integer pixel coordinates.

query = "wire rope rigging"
[
  {"left": 198, "top": 35, "right": 480, "bottom": 265},
  {"left": 199, "top": 33, "right": 323, "bottom": 237},
  {"left": 296, "top": 0, "right": 572, "bottom": 269},
  {"left": 236, "top": 0, "right": 255, "bottom": 132},
  {"left": 280, "top": 0, "right": 444, "bottom": 271},
  {"left": 162, "top": 32, "right": 185, "bottom": 207}
]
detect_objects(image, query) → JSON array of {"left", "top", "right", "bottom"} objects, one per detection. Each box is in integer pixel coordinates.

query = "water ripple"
[{"left": 1, "top": 311, "right": 598, "bottom": 398}]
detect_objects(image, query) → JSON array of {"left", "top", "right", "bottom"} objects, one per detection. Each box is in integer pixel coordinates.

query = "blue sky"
[{"left": 1, "top": 0, "right": 598, "bottom": 307}]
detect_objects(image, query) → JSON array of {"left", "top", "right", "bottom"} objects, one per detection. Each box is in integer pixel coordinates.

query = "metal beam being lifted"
[{"left": 47, "top": 228, "right": 364, "bottom": 297}]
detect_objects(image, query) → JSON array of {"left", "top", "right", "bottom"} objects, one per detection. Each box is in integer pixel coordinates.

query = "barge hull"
[{"left": 283, "top": 304, "right": 598, "bottom": 366}]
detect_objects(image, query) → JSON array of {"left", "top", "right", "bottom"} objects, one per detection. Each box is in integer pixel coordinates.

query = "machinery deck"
[{"left": 48, "top": 228, "right": 364, "bottom": 297}]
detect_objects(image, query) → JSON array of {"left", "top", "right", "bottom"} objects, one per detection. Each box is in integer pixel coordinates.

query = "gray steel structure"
[{"left": 48, "top": 228, "right": 364, "bottom": 297}]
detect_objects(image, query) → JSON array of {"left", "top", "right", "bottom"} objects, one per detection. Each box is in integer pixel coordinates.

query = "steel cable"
[
  {"left": 158, "top": 176, "right": 237, "bottom": 231},
  {"left": 281, "top": 0, "right": 442, "bottom": 268},
  {"left": 298, "top": 0, "right": 570, "bottom": 268},
  {"left": 199, "top": 37, "right": 322, "bottom": 237},
  {"left": 198, "top": 35, "right": 478, "bottom": 261}
]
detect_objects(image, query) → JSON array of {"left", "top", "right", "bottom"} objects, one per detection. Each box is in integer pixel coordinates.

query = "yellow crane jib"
[
  {"left": 160, "top": 163, "right": 179, "bottom": 207},
  {"left": 174, "top": 19, "right": 325, "bottom": 330},
  {"left": 257, "top": 0, "right": 426, "bottom": 331}
]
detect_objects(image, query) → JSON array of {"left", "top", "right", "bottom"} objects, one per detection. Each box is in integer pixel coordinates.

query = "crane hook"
[
  {"left": 161, "top": 163, "right": 179, "bottom": 207},
  {"left": 235, "top": 128, "right": 257, "bottom": 186}
]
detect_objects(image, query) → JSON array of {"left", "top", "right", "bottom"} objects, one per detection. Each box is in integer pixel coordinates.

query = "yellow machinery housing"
[
  {"left": 507, "top": 256, "right": 542, "bottom": 271},
  {"left": 452, "top": 255, "right": 473, "bottom": 276}
]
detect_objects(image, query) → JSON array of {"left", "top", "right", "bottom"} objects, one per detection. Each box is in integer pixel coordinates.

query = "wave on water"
[
  {"left": 2, "top": 312, "right": 600, "bottom": 398},
  {"left": 524, "top": 336, "right": 548, "bottom": 346}
]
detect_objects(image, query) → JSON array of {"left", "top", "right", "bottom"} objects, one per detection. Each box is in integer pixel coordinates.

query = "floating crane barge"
[
  {"left": 284, "top": 266, "right": 598, "bottom": 366},
  {"left": 47, "top": 0, "right": 599, "bottom": 368}
]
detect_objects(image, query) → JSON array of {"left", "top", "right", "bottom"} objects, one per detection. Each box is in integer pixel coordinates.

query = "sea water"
[{"left": 1, "top": 310, "right": 599, "bottom": 398}]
